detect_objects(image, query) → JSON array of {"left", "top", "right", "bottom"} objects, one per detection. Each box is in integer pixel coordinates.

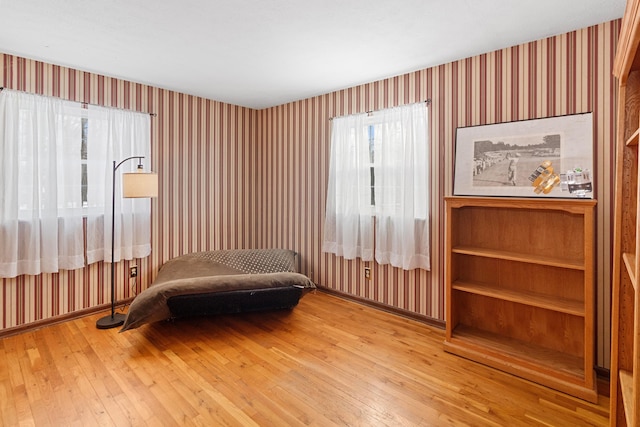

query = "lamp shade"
[{"left": 122, "top": 171, "right": 158, "bottom": 198}]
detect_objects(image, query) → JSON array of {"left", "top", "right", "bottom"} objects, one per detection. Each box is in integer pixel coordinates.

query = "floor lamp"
[{"left": 96, "top": 156, "right": 158, "bottom": 329}]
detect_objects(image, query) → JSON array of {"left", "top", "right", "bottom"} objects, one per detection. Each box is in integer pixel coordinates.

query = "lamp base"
[{"left": 96, "top": 312, "right": 126, "bottom": 329}]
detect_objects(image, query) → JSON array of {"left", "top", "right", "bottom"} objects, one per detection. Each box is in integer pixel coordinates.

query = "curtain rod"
[
  {"left": 329, "top": 99, "right": 431, "bottom": 121},
  {"left": 0, "top": 87, "right": 157, "bottom": 117}
]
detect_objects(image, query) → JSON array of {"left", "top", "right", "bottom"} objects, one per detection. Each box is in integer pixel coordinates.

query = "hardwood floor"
[{"left": 0, "top": 291, "right": 608, "bottom": 426}]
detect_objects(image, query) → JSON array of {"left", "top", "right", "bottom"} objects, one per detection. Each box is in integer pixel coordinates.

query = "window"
[
  {"left": 0, "top": 89, "right": 152, "bottom": 278},
  {"left": 368, "top": 124, "right": 376, "bottom": 207},
  {"left": 81, "top": 117, "right": 88, "bottom": 207},
  {"left": 322, "top": 102, "right": 430, "bottom": 271}
]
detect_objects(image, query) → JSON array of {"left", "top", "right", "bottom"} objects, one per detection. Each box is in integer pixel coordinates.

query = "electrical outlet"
[
  {"left": 364, "top": 267, "right": 371, "bottom": 280},
  {"left": 130, "top": 266, "right": 138, "bottom": 278}
]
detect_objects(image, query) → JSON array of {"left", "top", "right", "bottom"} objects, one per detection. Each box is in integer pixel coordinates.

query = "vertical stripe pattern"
[
  {"left": 0, "top": 20, "right": 619, "bottom": 367},
  {"left": 0, "top": 55, "right": 258, "bottom": 329},
  {"left": 257, "top": 21, "right": 618, "bottom": 368}
]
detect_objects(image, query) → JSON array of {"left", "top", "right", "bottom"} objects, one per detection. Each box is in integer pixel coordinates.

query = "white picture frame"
[{"left": 453, "top": 113, "right": 594, "bottom": 198}]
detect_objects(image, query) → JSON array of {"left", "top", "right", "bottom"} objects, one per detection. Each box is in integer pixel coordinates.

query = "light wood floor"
[{"left": 1, "top": 291, "right": 609, "bottom": 426}]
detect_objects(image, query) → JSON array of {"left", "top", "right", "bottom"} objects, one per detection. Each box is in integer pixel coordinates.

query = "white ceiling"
[{"left": 0, "top": 0, "right": 627, "bottom": 109}]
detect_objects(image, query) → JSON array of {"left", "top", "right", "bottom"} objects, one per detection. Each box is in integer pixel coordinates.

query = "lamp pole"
[{"left": 96, "top": 156, "right": 145, "bottom": 329}]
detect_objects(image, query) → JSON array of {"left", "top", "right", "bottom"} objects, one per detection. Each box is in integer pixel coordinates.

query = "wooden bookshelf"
[
  {"left": 610, "top": 0, "right": 640, "bottom": 424},
  {"left": 444, "top": 196, "right": 597, "bottom": 403}
]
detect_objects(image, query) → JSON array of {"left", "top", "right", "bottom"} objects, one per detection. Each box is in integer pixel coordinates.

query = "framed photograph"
[{"left": 453, "top": 112, "right": 594, "bottom": 198}]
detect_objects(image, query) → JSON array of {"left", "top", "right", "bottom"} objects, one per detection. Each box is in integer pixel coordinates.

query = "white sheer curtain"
[
  {"left": 0, "top": 89, "right": 85, "bottom": 278},
  {"left": 85, "top": 105, "right": 152, "bottom": 264},
  {"left": 322, "top": 102, "right": 429, "bottom": 271},
  {"left": 373, "top": 103, "right": 429, "bottom": 270},
  {"left": 322, "top": 112, "right": 374, "bottom": 261}
]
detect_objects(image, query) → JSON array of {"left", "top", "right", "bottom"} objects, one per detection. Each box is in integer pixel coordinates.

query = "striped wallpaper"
[
  {"left": 0, "top": 20, "right": 619, "bottom": 367},
  {"left": 0, "top": 56, "right": 259, "bottom": 330},
  {"left": 257, "top": 21, "right": 619, "bottom": 368}
]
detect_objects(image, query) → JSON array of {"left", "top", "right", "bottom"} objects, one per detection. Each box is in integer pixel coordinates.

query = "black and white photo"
[{"left": 454, "top": 113, "right": 594, "bottom": 198}]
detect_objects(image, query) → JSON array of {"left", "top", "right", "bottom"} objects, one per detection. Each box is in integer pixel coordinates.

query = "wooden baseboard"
[
  {"left": 0, "top": 298, "right": 134, "bottom": 339},
  {"left": 316, "top": 285, "right": 445, "bottom": 329},
  {"left": 1, "top": 288, "right": 443, "bottom": 339}
]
